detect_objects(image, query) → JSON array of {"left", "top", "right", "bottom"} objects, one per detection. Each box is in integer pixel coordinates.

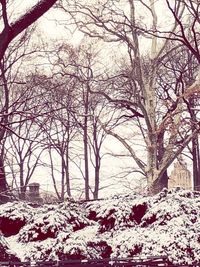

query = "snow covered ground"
[{"left": 0, "top": 188, "right": 200, "bottom": 265}]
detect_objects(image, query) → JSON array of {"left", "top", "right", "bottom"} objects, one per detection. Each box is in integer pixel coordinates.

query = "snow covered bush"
[
  {"left": 0, "top": 235, "right": 20, "bottom": 261},
  {"left": 0, "top": 202, "right": 34, "bottom": 236},
  {"left": 18, "top": 209, "right": 71, "bottom": 242},
  {"left": 19, "top": 201, "right": 91, "bottom": 242},
  {"left": 23, "top": 239, "right": 56, "bottom": 261},
  {"left": 24, "top": 226, "right": 112, "bottom": 261},
  {"left": 141, "top": 189, "right": 200, "bottom": 228},
  {"left": 2, "top": 189, "right": 200, "bottom": 265},
  {"left": 85, "top": 195, "right": 148, "bottom": 233},
  {"left": 58, "top": 202, "right": 91, "bottom": 231},
  {"left": 111, "top": 228, "right": 144, "bottom": 258}
]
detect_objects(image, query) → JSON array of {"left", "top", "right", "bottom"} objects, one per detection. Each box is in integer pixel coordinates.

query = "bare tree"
[
  {"left": 58, "top": 0, "right": 200, "bottom": 193},
  {"left": 6, "top": 114, "right": 46, "bottom": 199},
  {"left": 45, "top": 41, "right": 117, "bottom": 199},
  {"left": 88, "top": 100, "right": 108, "bottom": 199},
  {"left": 28, "top": 65, "right": 80, "bottom": 201},
  {"left": 43, "top": 113, "right": 77, "bottom": 201},
  {"left": 0, "top": 33, "right": 38, "bottom": 200}
]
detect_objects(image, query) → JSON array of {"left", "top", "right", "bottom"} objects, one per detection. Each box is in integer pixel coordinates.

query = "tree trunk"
[
  {"left": 61, "top": 156, "right": 65, "bottom": 202},
  {"left": 65, "top": 130, "right": 71, "bottom": 197},
  {"left": 147, "top": 117, "right": 169, "bottom": 194},
  {"left": 83, "top": 85, "right": 90, "bottom": 200},
  {"left": 49, "top": 148, "right": 61, "bottom": 200},
  {"left": 156, "top": 129, "right": 168, "bottom": 192},
  {"left": 19, "top": 160, "right": 26, "bottom": 200},
  {"left": 65, "top": 158, "right": 71, "bottom": 198},
  {"left": 145, "top": 82, "right": 158, "bottom": 192},
  {"left": 192, "top": 136, "right": 200, "bottom": 191},
  {"left": 0, "top": 153, "right": 8, "bottom": 203},
  {"left": 94, "top": 159, "right": 100, "bottom": 200},
  {"left": 150, "top": 170, "right": 168, "bottom": 194},
  {"left": 0, "top": 62, "right": 9, "bottom": 202},
  {"left": 93, "top": 121, "right": 100, "bottom": 200},
  {"left": 188, "top": 97, "right": 200, "bottom": 191},
  {"left": 83, "top": 122, "right": 90, "bottom": 200},
  {"left": 20, "top": 186, "right": 27, "bottom": 200}
]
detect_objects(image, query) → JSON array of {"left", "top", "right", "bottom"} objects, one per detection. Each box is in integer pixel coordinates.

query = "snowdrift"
[{"left": 0, "top": 188, "right": 200, "bottom": 265}]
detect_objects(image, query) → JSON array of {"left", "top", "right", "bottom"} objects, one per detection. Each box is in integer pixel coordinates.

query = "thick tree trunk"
[
  {"left": 150, "top": 170, "right": 168, "bottom": 194},
  {"left": 19, "top": 187, "right": 26, "bottom": 200},
  {"left": 145, "top": 82, "right": 158, "bottom": 193},
  {"left": 157, "top": 129, "right": 168, "bottom": 192},
  {"left": 147, "top": 122, "right": 169, "bottom": 194},
  {"left": 188, "top": 98, "right": 200, "bottom": 191},
  {"left": 192, "top": 136, "right": 200, "bottom": 191}
]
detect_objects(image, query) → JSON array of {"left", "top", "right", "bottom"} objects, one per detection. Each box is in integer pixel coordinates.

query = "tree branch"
[
  {"left": 0, "top": 0, "right": 58, "bottom": 60},
  {"left": 98, "top": 118, "right": 146, "bottom": 173}
]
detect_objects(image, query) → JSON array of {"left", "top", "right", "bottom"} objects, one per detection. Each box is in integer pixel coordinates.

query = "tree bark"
[
  {"left": 65, "top": 117, "right": 71, "bottom": 198},
  {"left": 190, "top": 101, "right": 200, "bottom": 191}
]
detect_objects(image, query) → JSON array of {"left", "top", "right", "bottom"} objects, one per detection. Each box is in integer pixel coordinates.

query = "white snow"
[{"left": 1, "top": 188, "right": 200, "bottom": 264}]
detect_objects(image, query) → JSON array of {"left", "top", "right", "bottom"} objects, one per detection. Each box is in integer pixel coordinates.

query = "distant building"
[
  {"left": 168, "top": 157, "right": 192, "bottom": 190},
  {"left": 28, "top": 182, "right": 43, "bottom": 203}
]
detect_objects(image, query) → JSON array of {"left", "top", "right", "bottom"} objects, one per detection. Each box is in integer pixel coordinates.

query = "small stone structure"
[
  {"left": 28, "top": 182, "right": 43, "bottom": 203},
  {"left": 168, "top": 157, "right": 192, "bottom": 190}
]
